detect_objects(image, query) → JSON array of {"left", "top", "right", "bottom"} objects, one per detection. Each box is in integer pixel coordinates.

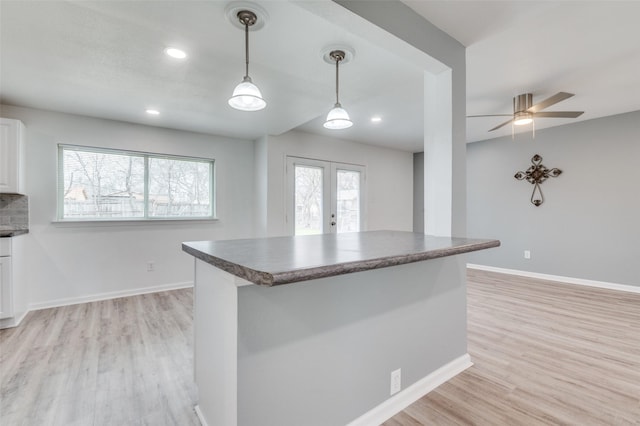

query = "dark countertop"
[
  {"left": 0, "top": 229, "right": 29, "bottom": 237},
  {"left": 182, "top": 230, "right": 500, "bottom": 286}
]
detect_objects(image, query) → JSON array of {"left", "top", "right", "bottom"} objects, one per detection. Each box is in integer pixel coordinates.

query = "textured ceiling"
[
  {"left": 1, "top": 1, "right": 639, "bottom": 151},
  {"left": 0, "top": 0, "right": 426, "bottom": 151},
  {"left": 405, "top": 0, "right": 640, "bottom": 142}
]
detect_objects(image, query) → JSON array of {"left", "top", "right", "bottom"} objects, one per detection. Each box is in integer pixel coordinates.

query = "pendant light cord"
[
  {"left": 335, "top": 58, "right": 340, "bottom": 104},
  {"left": 329, "top": 50, "right": 346, "bottom": 105},
  {"left": 244, "top": 22, "right": 250, "bottom": 79},
  {"left": 237, "top": 10, "right": 257, "bottom": 80}
]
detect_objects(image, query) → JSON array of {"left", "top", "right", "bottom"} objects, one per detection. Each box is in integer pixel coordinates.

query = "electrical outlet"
[
  {"left": 524, "top": 250, "right": 531, "bottom": 259},
  {"left": 390, "top": 368, "right": 401, "bottom": 395},
  {"left": 147, "top": 261, "right": 155, "bottom": 272}
]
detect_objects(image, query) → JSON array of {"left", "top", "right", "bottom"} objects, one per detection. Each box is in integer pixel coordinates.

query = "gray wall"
[
  {"left": 466, "top": 110, "right": 640, "bottom": 287},
  {"left": 0, "top": 104, "right": 256, "bottom": 306},
  {"left": 260, "top": 130, "right": 414, "bottom": 237},
  {"left": 237, "top": 257, "right": 466, "bottom": 425}
]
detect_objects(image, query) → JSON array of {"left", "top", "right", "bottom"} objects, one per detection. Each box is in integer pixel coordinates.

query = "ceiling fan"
[{"left": 468, "top": 92, "right": 584, "bottom": 132}]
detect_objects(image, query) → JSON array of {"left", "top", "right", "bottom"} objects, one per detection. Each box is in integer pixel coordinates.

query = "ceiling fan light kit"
[
  {"left": 512, "top": 94, "right": 533, "bottom": 125},
  {"left": 513, "top": 114, "right": 533, "bottom": 126}
]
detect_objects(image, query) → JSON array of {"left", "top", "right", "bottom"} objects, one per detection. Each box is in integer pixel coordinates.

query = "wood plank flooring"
[
  {"left": 1, "top": 270, "right": 639, "bottom": 425},
  {"left": 0, "top": 290, "right": 199, "bottom": 426},
  {"left": 385, "top": 270, "right": 640, "bottom": 425}
]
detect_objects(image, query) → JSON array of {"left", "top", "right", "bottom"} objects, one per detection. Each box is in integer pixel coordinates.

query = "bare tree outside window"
[
  {"left": 59, "top": 145, "right": 213, "bottom": 220},
  {"left": 149, "top": 158, "right": 211, "bottom": 217},
  {"left": 294, "top": 165, "right": 323, "bottom": 235},
  {"left": 336, "top": 169, "right": 360, "bottom": 233}
]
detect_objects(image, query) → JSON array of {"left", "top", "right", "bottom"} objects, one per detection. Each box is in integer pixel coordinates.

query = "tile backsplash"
[{"left": 0, "top": 194, "right": 29, "bottom": 230}]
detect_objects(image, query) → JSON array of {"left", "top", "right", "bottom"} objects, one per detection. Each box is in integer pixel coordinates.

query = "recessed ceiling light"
[
  {"left": 164, "top": 47, "right": 187, "bottom": 59},
  {"left": 145, "top": 109, "right": 160, "bottom": 115},
  {"left": 371, "top": 116, "right": 382, "bottom": 123}
]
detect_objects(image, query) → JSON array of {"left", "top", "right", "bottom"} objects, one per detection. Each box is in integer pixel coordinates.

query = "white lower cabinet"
[
  {"left": 0, "top": 237, "right": 27, "bottom": 328},
  {"left": 0, "top": 239, "right": 13, "bottom": 319},
  {"left": 0, "top": 256, "right": 12, "bottom": 319}
]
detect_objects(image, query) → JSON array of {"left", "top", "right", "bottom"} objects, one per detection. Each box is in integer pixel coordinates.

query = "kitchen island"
[{"left": 182, "top": 231, "right": 499, "bottom": 426}]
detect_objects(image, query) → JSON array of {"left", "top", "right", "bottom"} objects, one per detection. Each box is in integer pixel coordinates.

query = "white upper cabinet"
[{"left": 0, "top": 118, "right": 26, "bottom": 194}]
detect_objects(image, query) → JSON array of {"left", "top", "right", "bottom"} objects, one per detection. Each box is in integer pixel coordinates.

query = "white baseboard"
[
  {"left": 0, "top": 309, "right": 29, "bottom": 329},
  {"left": 28, "top": 281, "right": 194, "bottom": 312},
  {"left": 347, "top": 353, "right": 473, "bottom": 426},
  {"left": 467, "top": 264, "right": 640, "bottom": 294}
]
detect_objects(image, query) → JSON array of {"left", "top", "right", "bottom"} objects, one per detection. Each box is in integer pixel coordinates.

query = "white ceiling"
[
  {"left": 406, "top": 0, "right": 640, "bottom": 143},
  {"left": 0, "top": 0, "right": 427, "bottom": 152},
  {"left": 1, "top": 1, "right": 639, "bottom": 152}
]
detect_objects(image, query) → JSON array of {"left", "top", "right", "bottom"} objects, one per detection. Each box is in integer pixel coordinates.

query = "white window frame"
[{"left": 57, "top": 144, "right": 216, "bottom": 222}]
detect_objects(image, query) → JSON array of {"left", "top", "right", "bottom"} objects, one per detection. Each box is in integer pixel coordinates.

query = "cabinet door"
[
  {"left": 0, "top": 118, "right": 26, "bottom": 194},
  {"left": 0, "top": 257, "right": 13, "bottom": 319}
]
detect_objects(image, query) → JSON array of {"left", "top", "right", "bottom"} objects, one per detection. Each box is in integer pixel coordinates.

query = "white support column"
[
  {"left": 424, "top": 70, "right": 453, "bottom": 237},
  {"left": 194, "top": 260, "right": 239, "bottom": 426}
]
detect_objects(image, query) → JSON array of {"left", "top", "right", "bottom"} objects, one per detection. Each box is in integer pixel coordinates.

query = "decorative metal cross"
[{"left": 514, "top": 154, "right": 562, "bottom": 206}]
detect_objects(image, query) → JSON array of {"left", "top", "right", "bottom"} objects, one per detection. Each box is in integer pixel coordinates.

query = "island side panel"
[
  {"left": 194, "top": 259, "right": 238, "bottom": 426},
  {"left": 237, "top": 256, "right": 468, "bottom": 426}
]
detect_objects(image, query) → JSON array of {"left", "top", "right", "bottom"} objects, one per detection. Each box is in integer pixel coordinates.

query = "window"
[{"left": 58, "top": 145, "right": 214, "bottom": 220}]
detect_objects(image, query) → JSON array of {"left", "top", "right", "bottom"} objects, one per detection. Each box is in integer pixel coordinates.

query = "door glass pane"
[
  {"left": 294, "top": 165, "right": 323, "bottom": 235},
  {"left": 336, "top": 170, "right": 360, "bottom": 233}
]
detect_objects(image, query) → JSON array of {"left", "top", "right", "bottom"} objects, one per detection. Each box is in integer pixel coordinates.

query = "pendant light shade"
[
  {"left": 324, "top": 102, "right": 352, "bottom": 130},
  {"left": 324, "top": 50, "right": 352, "bottom": 130},
  {"left": 228, "top": 10, "right": 266, "bottom": 111},
  {"left": 229, "top": 76, "right": 266, "bottom": 111}
]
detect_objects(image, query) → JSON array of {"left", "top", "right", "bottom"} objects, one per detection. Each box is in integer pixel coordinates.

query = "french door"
[{"left": 286, "top": 156, "right": 365, "bottom": 235}]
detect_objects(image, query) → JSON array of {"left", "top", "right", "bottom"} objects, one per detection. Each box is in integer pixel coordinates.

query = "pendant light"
[
  {"left": 324, "top": 50, "right": 352, "bottom": 130},
  {"left": 228, "top": 10, "right": 266, "bottom": 111}
]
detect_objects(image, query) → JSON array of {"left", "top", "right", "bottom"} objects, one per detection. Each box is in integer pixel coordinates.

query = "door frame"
[{"left": 285, "top": 156, "right": 366, "bottom": 236}]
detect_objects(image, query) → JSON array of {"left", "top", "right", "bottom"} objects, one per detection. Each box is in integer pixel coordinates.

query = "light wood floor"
[
  {"left": 385, "top": 270, "right": 640, "bottom": 425},
  {"left": 0, "top": 290, "right": 199, "bottom": 426},
  {"left": 1, "top": 271, "right": 639, "bottom": 425}
]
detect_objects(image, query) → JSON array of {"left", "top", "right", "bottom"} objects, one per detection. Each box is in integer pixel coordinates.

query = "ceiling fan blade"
[
  {"left": 467, "top": 114, "right": 512, "bottom": 118},
  {"left": 533, "top": 111, "right": 584, "bottom": 118},
  {"left": 489, "top": 119, "right": 513, "bottom": 131},
  {"left": 527, "top": 92, "right": 574, "bottom": 113}
]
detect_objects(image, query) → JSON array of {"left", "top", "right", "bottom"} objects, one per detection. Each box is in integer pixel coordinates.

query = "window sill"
[{"left": 52, "top": 217, "right": 219, "bottom": 228}]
